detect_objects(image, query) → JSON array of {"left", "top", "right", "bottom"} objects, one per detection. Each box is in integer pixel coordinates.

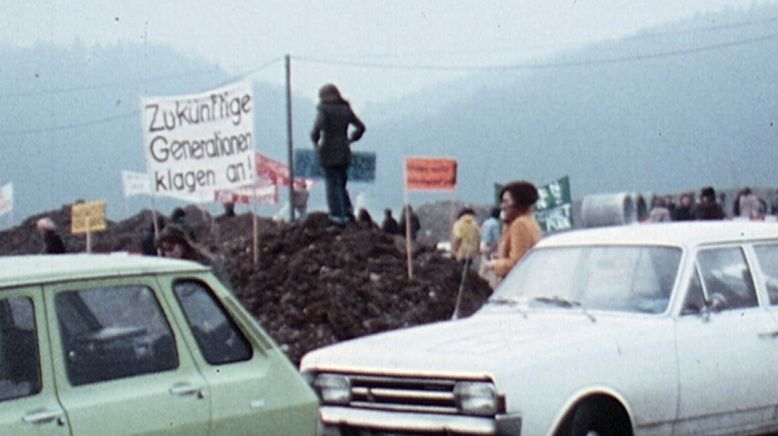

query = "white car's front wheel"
[{"left": 558, "top": 397, "right": 633, "bottom": 436}]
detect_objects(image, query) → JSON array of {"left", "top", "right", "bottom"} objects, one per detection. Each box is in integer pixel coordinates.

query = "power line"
[
  {"left": 1, "top": 14, "right": 774, "bottom": 98},
  {"left": 0, "top": 110, "right": 140, "bottom": 136},
  {"left": 0, "top": 57, "right": 284, "bottom": 100},
  {"left": 295, "top": 31, "right": 778, "bottom": 71},
  {"left": 0, "top": 57, "right": 283, "bottom": 136},
  {"left": 623, "top": 15, "right": 778, "bottom": 42},
  {"left": 306, "top": 14, "right": 778, "bottom": 60},
  {"left": 0, "top": 67, "right": 222, "bottom": 99},
  {"left": 1, "top": 27, "right": 775, "bottom": 136},
  {"left": 210, "top": 57, "right": 283, "bottom": 88}
]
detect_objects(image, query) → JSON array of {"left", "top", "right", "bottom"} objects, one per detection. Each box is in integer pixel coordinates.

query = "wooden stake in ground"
[
  {"left": 404, "top": 201, "right": 414, "bottom": 280},
  {"left": 452, "top": 258, "right": 470, "bottom": 320},
  {"left": 85, "top": 216, "right": 91, "bottom": 253}
]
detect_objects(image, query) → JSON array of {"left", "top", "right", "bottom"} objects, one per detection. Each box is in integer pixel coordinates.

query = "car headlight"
[
  {"left": 314, "top": 374, "right": 352, "bottom": 404},
  {"left": 454, "top": 382, "right": 498, "bottom": 416}
]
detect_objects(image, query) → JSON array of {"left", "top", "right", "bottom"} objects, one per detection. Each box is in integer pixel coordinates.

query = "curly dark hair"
[
  {"left": 500, "top": 181, "right": 539, "bottom": 209},
  {"left": 155, "top": 225, "right": 212, "bottom": 265},
  {"left": 457, "top": 207, "right": 475, "bottom": 219}
]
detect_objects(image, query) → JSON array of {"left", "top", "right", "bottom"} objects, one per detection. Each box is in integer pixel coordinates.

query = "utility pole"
[{"left": 285, "top": 54, "right": 295, "bottom": 221}]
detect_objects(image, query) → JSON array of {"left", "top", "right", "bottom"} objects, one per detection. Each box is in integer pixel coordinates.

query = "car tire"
[{"left": 568, "top": 400, "right": 632, "bottom": 436}]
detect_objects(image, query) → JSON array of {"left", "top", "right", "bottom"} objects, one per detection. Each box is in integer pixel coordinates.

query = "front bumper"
[{"left": 317, "top": 406, "right": 522, "bottom": 435}]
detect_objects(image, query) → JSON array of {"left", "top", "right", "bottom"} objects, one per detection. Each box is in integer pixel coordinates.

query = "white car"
[{"left": 301, "top": 222, "right": 778, "bottom": 435}]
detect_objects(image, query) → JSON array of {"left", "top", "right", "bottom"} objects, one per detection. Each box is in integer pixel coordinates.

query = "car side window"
[
  {"left": 696, "top": 247, "right": 758, "bottom": 311},
  {"left": 55, "top": 285, "right": 178, "bottom": 386},
  {"left": 0, "top": 297, "right": 40, "bottom": 402},
  {"left": 753, "top": 244, "right": 778, "bottom": 305},
  {"left": 173, "top": 280, "right": 252, "bottom": 365}
]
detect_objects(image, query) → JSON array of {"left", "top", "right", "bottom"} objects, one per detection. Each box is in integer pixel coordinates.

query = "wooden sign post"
[{"left": 403, "top": 157, "right": 458, "bottom": 279}]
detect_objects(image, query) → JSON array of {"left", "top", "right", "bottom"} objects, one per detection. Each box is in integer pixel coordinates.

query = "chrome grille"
[{"left": 345, "top": 374, "right": 460, "bottom": 414}]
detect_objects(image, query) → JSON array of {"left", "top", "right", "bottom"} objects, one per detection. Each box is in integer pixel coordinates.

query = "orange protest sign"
[{"left": 405, "top": 157, "right": 457, "bottom": 191}]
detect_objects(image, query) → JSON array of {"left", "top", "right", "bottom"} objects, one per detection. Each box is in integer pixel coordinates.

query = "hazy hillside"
[
  {"left": 362, "top": 3, "right": 778, "bottom": 209},
  {"left": 2, "top": 3, "right": 778, "bottom": 226},
  {"left": 0, "top": 42, "right": 317, "bottom": 223}
]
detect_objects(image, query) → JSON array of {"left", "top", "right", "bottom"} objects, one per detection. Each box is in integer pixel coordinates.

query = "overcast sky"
[{"left": 1, "top": 0, "right": 774, "bottom": 106}]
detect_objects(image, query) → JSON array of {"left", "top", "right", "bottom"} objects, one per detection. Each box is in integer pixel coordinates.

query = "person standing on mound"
[{"left": 310, "top": 83, "right": 366, "bottom": 225}]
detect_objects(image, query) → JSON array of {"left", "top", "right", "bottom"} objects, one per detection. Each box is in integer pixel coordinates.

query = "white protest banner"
[
  {"left": 122, "top": 170, "right": 151, "bottom": 198},
  {"left": 0, "top": 182, "right": 12, "bottom": 216},
  {"left": 142, "top": 81, "right": 256, "bottom": 203}
]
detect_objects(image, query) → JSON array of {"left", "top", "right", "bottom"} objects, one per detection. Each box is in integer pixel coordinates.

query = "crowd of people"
[
  {"left": 30, "top": 83, "right": 778, "bottom": 296},
  {"left": 35, "top": 182, "right": 778, "bottom": 293},
  {"left": 362, "top": 180, "right": 544, "bottom": 289},
  {"left": 648, "top": 185, "right": 778, "bottom": 223}
]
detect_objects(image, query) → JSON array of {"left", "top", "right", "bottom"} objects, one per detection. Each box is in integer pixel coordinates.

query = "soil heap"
[{"left": 0, "top": 205, "right": 493, "bottom": 365}]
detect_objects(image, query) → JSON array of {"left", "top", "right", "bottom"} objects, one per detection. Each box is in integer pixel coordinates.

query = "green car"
[{"left": 0, "top": 254, "right": 317, "bottom": 435}]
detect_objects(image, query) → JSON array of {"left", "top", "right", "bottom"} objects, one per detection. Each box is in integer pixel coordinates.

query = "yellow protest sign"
[{"left": 71, "top": 201, "right": 107, "bottom": 234}]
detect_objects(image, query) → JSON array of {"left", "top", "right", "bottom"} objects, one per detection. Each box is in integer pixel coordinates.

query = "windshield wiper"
[
  {"left": 534, "top": 296, "right": 579, "bottom": 307},
  {"left": 486, "top": 297, "right": 528, "bottom": 318},
  {"left": 488, "top": 297, "right": 522, "bottom": 306},
  {"left": 533, "top": 296, "right": 596, "bottom": 323}
]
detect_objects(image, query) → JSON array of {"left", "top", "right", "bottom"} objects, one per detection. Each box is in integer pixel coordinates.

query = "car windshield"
[{"left": 489, "top": 245, "right": 682, "bottom": 314}]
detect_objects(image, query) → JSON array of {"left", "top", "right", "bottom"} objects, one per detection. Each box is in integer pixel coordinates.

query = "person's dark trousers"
[{"left": 323, "top": 165, "right": 352, "bottom": 223}]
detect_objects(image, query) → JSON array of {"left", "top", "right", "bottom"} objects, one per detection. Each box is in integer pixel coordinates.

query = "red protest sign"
[
  {"left": 215, "top": 179, "right": 278, "bottom": 205},
  {"left": 257, "top": 153, "right": 290, "bottom": 185},
  {"left": 405, "top": 157, "right": 457, "bottom": 191},
  {"left": 256, "top": 152, "right": 314, "bottom": 189}
]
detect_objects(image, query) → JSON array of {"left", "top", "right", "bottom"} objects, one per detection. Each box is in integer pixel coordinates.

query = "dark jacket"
[
  {"left": 695, "top": 202, "right": 726, "bottom": 220},
  {"left": 310, "top": 101, "right": 365, "bottom": 168},
  {"left": 171, "top": 216, "right": 195, "bottom": 241},
  {"left": 398, "top": 213, "right": 421, "bottom": 240},
  {"left": 671, "top": 206, "right": 694, "bottom": 221},
  {"left": 140, "top": 230, "right": 158, "bottom": 256},
  {"left": 42, "top": 231, "right": 66, "bottom": 254},
  {"left": 382, "top": 217, "right": 400, "bottom": 235}
]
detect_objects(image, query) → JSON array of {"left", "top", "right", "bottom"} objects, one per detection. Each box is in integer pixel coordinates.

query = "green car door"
[
  {"left": 0, "top": 287, "right": 70, "bottom": 436},
  {"left": 163, "top": 274, "right": 318, "bottom": 436},
  {"left": 44, "top": 277, "right": 211, "bottom": 436}
]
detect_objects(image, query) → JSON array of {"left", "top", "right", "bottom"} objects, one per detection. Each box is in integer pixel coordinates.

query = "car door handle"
[
  {"left": 758, "top": 330, "right": 778, "bottom": 339},
  {"left": 169, "top": 383, "right": 205, "bottom": 398},
  {"left": 23, "top": 408, "right": 63, "bottom": 425}
]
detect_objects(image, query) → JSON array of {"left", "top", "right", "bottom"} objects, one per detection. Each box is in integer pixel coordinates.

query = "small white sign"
[{"left": 121, "top": 171, "right": 151, "bottom": 198}]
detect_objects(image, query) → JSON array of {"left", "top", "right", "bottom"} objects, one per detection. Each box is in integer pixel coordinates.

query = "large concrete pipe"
[{"left": 580, "top": 192, "right": 640, "bottom": 227}]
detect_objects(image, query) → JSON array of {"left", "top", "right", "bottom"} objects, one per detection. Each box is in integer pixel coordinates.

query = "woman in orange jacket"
[{"left": 484, "top": 180, "right": 543, "bottom": 283}]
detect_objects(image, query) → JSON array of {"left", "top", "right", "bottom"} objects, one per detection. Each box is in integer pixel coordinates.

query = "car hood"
[{"left": 301, "top": 310, "right": 656, "bottom": 379}]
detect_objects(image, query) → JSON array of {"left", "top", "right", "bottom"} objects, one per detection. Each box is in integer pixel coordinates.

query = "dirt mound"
[{"left": 0, "top": 205, "right": 492, "bottom": 365}]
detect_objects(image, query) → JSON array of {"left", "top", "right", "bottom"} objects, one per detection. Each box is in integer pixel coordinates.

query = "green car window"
[
  {"left": 55, "top": 285, "right": 178, "bottom": 386},
  {"left": 173, "top": 280, "right": 252, "bottom": 365},
  {"left": 0, "top": 297, "right": 40, "bottom": 401}
]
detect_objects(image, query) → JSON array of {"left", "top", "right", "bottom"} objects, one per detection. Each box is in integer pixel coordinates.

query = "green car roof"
[{"left": 0, "top": 253, "right": 208, "bottom": 289}]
